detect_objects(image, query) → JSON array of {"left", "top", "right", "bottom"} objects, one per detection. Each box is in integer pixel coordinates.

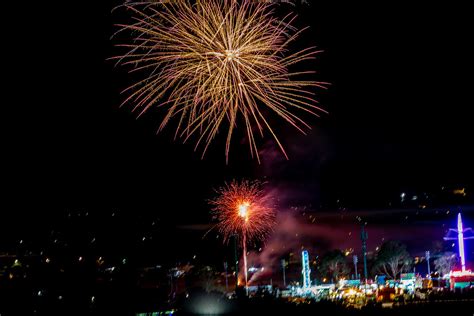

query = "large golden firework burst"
[{"left": 114, "top": 0, "right": 327, "bottom": 162}]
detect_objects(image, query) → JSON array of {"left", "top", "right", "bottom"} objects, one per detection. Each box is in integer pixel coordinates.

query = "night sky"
[{"left": 3, "top": 1, "right": 473, "bottom": 260}]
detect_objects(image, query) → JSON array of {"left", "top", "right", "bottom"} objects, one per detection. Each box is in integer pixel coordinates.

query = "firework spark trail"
[
  {"left": 209, "top": 179, "right": 276, "bottom": 244},
  {"left": 113, "top": 0, "right": 327, "bottom": 162}
]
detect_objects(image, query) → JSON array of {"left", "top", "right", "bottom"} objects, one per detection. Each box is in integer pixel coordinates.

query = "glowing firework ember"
[
  {"left": 209, "top": 180, "right": 276, "bottom": 244},
  {"left": 113, "top": 0, "right": 327, "bottom": 162}
]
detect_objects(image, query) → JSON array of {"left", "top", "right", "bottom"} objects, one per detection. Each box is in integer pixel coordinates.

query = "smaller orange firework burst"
[{"left": 209, "top": 180, "right": 276, "bottom": 244}]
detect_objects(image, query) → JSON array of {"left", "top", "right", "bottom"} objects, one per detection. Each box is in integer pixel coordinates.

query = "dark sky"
[{"left": 3, "top": 0, "right": 473, "bottom": 230}]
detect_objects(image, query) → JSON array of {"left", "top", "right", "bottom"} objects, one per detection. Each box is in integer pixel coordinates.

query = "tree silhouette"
[
  {"left": 372, "top": 240, "right": 412, "bottom": 279},
  {"left": 319, "top": 250, "right": 349, "bottom": 282},
  {"left": 434, "top": 252, "right": 458, "bottom": 277}
]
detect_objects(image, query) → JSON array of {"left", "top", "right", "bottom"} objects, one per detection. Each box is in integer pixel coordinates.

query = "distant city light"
[{"left": 400, "top": 193, "right": 406, "bottom": 202}]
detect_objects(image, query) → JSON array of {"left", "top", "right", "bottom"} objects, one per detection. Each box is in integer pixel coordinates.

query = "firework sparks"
[
  {"left": 209, "top": 180, "right": 275, "bottom": 244},
  {"left": 210, "top": 179, "right": 275, "bottom": 291},
  {"left": 113, "top": 0, "right": 327, "bottom": 162}
]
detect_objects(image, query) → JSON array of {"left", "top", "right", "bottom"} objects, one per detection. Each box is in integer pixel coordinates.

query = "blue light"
[{"left": 302, "top": 250, "right": 311, "bottom": 288}]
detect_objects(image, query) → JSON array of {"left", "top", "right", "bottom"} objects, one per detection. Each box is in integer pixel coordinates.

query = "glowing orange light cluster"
[
  {"left": 113, "top": 0, "right": 327, "bottom": 162},
  {"left": 238, "top": 202, "right": 250, "bottom": 221},
  {"left": 209, "top": 180, "right": 275, "bottom": 243}
]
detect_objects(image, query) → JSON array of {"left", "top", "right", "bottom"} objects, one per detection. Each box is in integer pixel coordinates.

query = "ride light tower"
[
  {"left": 302, "top": 250, "right": 311, "bottom": 288},
  {"left": 444, "top": 213, "right": 474, "bottom": 272}
]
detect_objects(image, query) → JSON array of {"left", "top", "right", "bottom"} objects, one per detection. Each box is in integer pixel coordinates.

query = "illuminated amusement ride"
[{"left": 444, "top": 213, "right": 474, "bottom": 289}]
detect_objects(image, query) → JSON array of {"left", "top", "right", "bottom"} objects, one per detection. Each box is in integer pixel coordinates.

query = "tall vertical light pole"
[
  {"left": 361, "top": 224, "right": 368, "bottom": 282},
  {"left": 353, "top": 255, "right": 359, "bottom": 279},
  {"left": 425, "top": 251, "right": 431, "bottom": 278},
  {"left": 281, "top": 259, "right": 287, "bottom": 287},
  {"left": 233, "top": 234, "right": 239, "bottom": 292},
  {"left": 224, "top": 261, "right": 229, "bottom": 291}
]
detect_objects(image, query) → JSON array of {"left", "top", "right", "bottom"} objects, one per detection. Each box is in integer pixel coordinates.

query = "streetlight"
[
  {"left": 425, "top": 251, "right": 431, "bottom": 278},
  {"left": 224, "top": 261, "right": 229, "bottom": 291},
  {"left": 353, "top": 255, "right": 358, "bottom": 279},
  {"left": 281, "top": 259, "right": 287, "bottom": 287}
]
